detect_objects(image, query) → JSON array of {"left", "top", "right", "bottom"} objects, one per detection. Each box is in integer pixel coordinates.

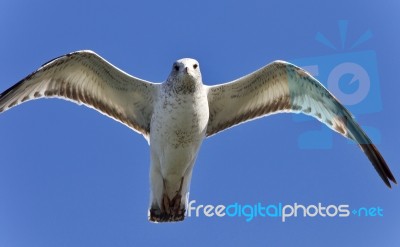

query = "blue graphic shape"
[
  {"left": 339, "top": 73, "right": 359, "bottom": 94},
  {"left": 315, "top": 20, "right": 373, "bottom": 51},
  {"left": 350, "top": 30, "right": 373, "bottom": 49},
  {"left": 298, "top": 127, "right": 333, "bottom": 150},
  {"left": 315, "top": 32, "right": 337, "bottom": 50}
]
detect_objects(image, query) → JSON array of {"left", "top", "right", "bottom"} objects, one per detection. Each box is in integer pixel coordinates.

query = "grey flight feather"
[{"left": 206, "top": 60, "right": 396, "bottom": 187}]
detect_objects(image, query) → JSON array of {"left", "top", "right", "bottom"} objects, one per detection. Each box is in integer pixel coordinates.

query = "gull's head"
[{"left": 168, "top": 58, "right": 202, "bottom": 84}]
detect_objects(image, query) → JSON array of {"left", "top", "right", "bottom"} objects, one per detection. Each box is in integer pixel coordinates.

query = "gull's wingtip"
[{"left": 359, "top": 143, "right": 397, "bottom": 189}]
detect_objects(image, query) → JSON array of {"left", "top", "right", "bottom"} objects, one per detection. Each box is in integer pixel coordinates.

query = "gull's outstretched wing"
[
  {"left": 206, "top": 60, "right": 396, "bottom": 187},
  {"left": 0, "top": 50, "right": 159, "bottom": 138}
]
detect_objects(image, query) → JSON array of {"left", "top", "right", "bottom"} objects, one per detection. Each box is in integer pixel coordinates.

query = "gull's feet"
[{"left": 148, "top": 178, "right": 185, "bottom": 222}]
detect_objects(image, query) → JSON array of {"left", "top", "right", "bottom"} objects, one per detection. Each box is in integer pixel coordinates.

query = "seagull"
[{"left": 0, "top": 50, "right": 396, "bottom": 222}]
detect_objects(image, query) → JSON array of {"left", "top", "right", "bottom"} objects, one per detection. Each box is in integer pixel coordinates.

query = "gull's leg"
[
  {"left": 171, "top": 177, "right": 184, "bottom": 215},
  {"left": 162, "top": 179, "right": 171, "bottom": 215}
]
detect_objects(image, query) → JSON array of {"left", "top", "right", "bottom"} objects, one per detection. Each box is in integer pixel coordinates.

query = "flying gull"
[{"left": 0, "top": 50, "right": 396, "bottom": 222}]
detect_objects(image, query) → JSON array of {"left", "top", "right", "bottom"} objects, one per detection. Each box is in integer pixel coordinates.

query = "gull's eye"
[
  {"left": 193, "top": 64, "right": 198, "bottom": 69},
  {"left": 174, "top": 64, "right": 180, "bottom": 71}
]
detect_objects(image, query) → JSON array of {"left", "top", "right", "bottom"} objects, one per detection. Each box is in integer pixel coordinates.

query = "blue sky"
[{"left": 0, "top": 0, "right": 399, "bottom": 246}]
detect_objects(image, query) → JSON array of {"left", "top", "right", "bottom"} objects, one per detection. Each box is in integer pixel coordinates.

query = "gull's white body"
[
  {"left": 149, "top": 62, "right": 209, "bottom": 219},
  {"left": 0, "top": 50, "right": 396, "bottom": 223}
]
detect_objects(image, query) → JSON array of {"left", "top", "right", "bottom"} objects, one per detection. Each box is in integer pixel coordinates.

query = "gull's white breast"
[{"left": 149, "top": 84, "right": 209, "bottom": 199}]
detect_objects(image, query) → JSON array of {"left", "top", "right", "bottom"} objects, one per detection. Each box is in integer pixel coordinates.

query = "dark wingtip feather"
[
  {"left": 341, "top": 113, "right": 396, "bottom": 188},
  {"left": 0, "top": 77, "right": 27, "bottom": 106},
  {"left": 360, "top": 143, "right": 396, "bottom": 188}
]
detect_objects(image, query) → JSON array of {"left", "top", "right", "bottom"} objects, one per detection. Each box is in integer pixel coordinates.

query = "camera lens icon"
[{"left": 327, "top": 62, "right": 370, "bottom": 105}]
